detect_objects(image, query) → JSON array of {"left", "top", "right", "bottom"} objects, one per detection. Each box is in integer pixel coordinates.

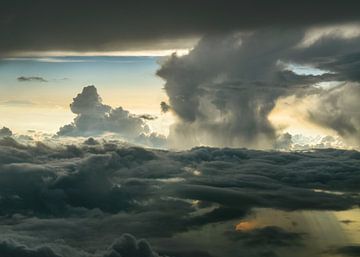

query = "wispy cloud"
[
  {"left": 0, "top": 100, "right": 35, "bottom": 106},
  {"left": 17, "top": 76, "right": 47, "bottom": 82}
]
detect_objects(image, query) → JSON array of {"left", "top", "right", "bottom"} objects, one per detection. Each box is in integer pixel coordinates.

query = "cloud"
[
  {"left": 157, "top": 26, "right": 360, "bottom": 149},
  {"left": 160, "top": 102, "right": 170, "bottom": 113},
  {"left": 306, "top": 83, "right": 360, "bottom": 145},
  {"left": 136, "top": 114, "right": 158, "bottom": 121},
  {"left": 0, "top": 240, "right": 60, "bottom": 257},
  {"left": 157, "top": 30, "right": 328, "bottom": 148},
  {"left": 1, "top": 1, "right": 360, "bottom": 56},
  {"left": 83, "top": 137, "right": 99, "bottom": 145},
  {"left": 0, "top": 127, "right": 12, "bottom": 137},
  {"left": 329, "top": 245, "right": 360, "bottom": 256},
  {"left": 0, "top": 100, "right": 35, "bottom": 106},
  {"left": 159, "top": 250, "right": 215, "bottom": 257},
  {"left": 57, "top": 85, "right": 166, "bottom": 148},
  {"left": 103, "top": 234, "right": 162, "bottom": 257},
  {"left": 0, "top": 234, "right": 163, "bottom": 257},
  {"left": 0, "top": 137, "right": 359, "bottom": 256},
  {"left": 17, "top": 76, "right": 47, "bottom": 82},
  {"left": 274, "top": 133, "right": 293, "bottom": 150}
]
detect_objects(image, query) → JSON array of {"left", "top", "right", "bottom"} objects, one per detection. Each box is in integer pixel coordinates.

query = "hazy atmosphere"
[{"left": 0, "top": 1, "right": 359, "bottom": 257}]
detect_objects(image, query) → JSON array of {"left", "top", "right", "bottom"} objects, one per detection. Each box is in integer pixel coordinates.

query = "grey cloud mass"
[
  {"left": 1, "top": 1, "right": 360, "bottom": 56},
  {"left": 0, "top": 137, "right": 359, "bottom": 256}
]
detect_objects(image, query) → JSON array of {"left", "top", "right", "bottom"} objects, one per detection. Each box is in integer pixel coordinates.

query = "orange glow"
[{"left": 235, "top": 221, "right": 258, "bottom": 231}]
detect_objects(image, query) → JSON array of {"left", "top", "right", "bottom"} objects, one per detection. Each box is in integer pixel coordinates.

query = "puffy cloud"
[
  {"left": 17, "top": 76, "right": 47, "bottom": 82},
  {"left": 157, "top": 27, "right": 360, "bottom": 149},
  {"left": 0, "top": 127, "right": 12, "bottom": 137},
  {"left": 57, "top": 86, "right": 166, "bottom": 148},
  {"left": 83, "top": 137, "right": 99, "bottom": 146},
  {"left": 104, "top": 234, "right": 162, "bottom": 257},
  {"left": 69, "top": 85, "right": 111, "bottom": 116},
  {"left": 274, "top": 133, "right": 293, "bottom": 150}
]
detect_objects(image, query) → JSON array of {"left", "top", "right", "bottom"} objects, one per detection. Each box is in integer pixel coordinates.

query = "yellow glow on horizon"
[
  {"left": 0, "top": 105, "right": 75, "bottom": 134},
  {"left": 269, "top": 95, "right": 338, "bottom": 137}
]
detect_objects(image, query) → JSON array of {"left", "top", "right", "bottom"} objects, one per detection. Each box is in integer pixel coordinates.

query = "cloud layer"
[{"left": 0, "top": 137, "right": 359, "bottom": 256}]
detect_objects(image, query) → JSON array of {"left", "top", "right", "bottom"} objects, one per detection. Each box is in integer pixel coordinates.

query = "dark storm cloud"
[
  {"left": 57, "top": 85, "right": 166, "bottom": 148},
  {"left": 1, "top": 1, "right": 360, "bottom": 55},
  {"left": 0, "top": 137, "right": 359, "bottom": 256},
  {"left": 157, "top": 26, "right": 360, "bottom": 148},
  {"left": 17, "top": 76, "right": 47, "bottom": 82},
  {"left": 157, "top": 30, "right": 340, "bottom": 148}
]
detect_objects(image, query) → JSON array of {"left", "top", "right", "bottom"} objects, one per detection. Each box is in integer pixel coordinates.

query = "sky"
[
  {"left": 0, "top": 56, "right": 174, "bottom": 134},
  {"left": 1, "top": 1, "right": 360, "bottom": 257}
]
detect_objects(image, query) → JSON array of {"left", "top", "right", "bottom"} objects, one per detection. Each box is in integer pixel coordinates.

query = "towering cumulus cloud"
[
  {"left": 158, "top": 26, "right": 360, "bottom": 149},
  {"left": 57, "top": 86, "right": 166, "bottom": 148}
]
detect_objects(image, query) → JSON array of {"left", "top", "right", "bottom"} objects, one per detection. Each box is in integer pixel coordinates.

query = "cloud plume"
[{"left": 157, "top": 26, "right": 360, "bottom": 149}]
